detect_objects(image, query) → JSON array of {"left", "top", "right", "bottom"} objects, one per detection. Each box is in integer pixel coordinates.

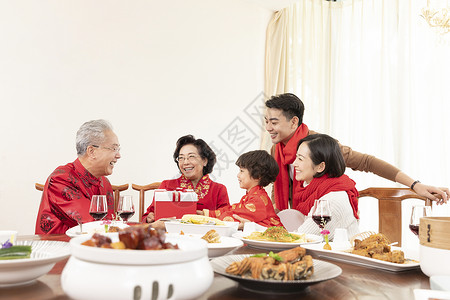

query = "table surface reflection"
[{"left": 0, "top": 234, "right": 430, "bottom": 300}]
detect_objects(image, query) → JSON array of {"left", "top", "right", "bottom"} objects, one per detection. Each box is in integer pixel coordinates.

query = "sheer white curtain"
[{"left": 264, "top": 0, "right": 449, "bottom": 244}]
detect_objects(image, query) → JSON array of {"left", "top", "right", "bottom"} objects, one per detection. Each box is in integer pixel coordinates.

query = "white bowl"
[
  {"left": 68, "top": 233, "right": 207, "bottom": 265},
  {"left": 430, "top": 275, "right": 450, "bottom": 291},
  {"left": 0, "top": 240, "right": 70, "bottom": 287},
  {"left": 166, "top": 233, "right": 244, "bottom": 258},
  {"left": 62, "top": 234, "right": 213, "bottom": 300},
  {"left": 165, "top": 220, "right": 238, "bottom": 236},
  {"left": 420, "top": 244, "right": 450, "bottom": 277},
  {"left": 0, "top": 230, "right": 17, "bottom": 245}
]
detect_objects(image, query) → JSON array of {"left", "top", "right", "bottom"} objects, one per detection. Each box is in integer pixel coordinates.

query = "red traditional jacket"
[
  {"left": 35, "top": 158, "right": 114, "bottom": 234},
  {"left": 142, "top": 174, "right": 230, "bottom": 222},
  {"left": 206, "top": 185, "right": 282, "bottom": 228}
]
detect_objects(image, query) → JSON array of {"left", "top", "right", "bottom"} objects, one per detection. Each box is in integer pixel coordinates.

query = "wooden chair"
[
  {"left": 35, "top": 183, "right": 44, "bottom": 191},
  {"left": 35, "top": 182, "right": 129, "bottom": 214},
  {"left": 358, "top": 187, "right": 432, "bottom": 246},
  {"left": 112, "top": 184, "right": 129, "bottom": 213},
  {"left": 132, "top": 182, "right": 161, "bottom": 221}
]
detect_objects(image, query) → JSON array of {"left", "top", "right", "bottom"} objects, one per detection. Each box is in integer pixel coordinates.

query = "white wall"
[{"left": 0, "top": 0, "right": 273, "bottom": 234}]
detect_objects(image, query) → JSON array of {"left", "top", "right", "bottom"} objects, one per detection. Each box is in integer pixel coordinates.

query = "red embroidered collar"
[{"left": 179, "top": 174, "right": 211, "bottom": 200}]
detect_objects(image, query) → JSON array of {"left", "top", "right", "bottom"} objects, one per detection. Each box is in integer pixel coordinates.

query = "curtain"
[{"left": 264, "top": 0, "right": 450, "bottom": 243}]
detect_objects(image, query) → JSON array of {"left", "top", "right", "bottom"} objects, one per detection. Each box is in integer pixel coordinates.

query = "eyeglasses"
[
  {"left": 92, "top": 145, "right": 121, "bottom": 153},
  {"left": 176, "top": 154, "right": 200, "bottom": 163}
]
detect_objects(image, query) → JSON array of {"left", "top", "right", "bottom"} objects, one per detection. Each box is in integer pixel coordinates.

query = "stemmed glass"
[
  {"left": 117, "top": 195, "right": 135, "bottom": 223},
  {"left": 89, "top": 195, "right": 108, "bottom": 221},
  {"left": 409, "top": 205, "right": 432, "bottom": 236},
  {"left": 312, "top": 199, "right": 332, "bottom": 230}
]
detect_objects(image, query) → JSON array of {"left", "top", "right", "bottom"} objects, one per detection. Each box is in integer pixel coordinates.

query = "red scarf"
[
  {"left": 273, "top": 123, "right": 309, "bottom": 210},
  {"left": 293, "top": 174, "right": 359, "bottom": 219}
]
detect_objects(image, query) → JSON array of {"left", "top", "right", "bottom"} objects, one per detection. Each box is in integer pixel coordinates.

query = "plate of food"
[
  {"left": 302, "top": 233, "right": 420, "bottom": 272},
  {"left": 232, "top": 226, "right": 322, "bottom": 250},
  {"left": 65, "top": 220, "right": 129, "bottom": 238},
  {"left": 167, "top": 230, "right": 244, "bottom": 257},
  {"left": 0, "top": 240, "right": 71, "bottom": 287},
  {"left": 164, "top": 215, "right": 239, "bottom": 237},
  {"left": 210, "top": 246, "right": 342, "bottom": 293}
]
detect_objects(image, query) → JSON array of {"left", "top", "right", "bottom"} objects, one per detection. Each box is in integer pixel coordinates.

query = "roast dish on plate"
[
  {"left": 244, "top": 226, "right": 308, "bottom": 243},
  {"left": 201, "top": 229, "right": 221, "bottom": 243},
  {"left": 225, "top": 246, "right": 313, "bottom": 281},
  {"left": 81, "top": 224, "right": 179, "bottom": 250},
  {"left": 349, "top": 233, "right": 405, "bottom": 264}
]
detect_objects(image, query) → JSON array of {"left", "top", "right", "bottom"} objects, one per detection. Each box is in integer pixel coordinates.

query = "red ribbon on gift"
[{"left": 172, "top": 191, "right": 181, "bottom": 202}]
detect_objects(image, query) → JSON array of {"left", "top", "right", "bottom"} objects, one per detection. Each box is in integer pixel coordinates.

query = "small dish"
[
  {"left": 65, "top": 221, "right": 129, "bottom": 238},
  {"left": 232, "top": 232, "right": 322, "bottom": 251},
  {"left": 430, "top": 275, "right": 450, "bottom": 291},
  {"left": 165, "top": 220, "right": 239, "bottom": 237},
  {"left": 166, "top": 233, "right": 244, "bottom": 257},
  {"left": 0, "top": 240, "right": 70, "bottom": 287}
]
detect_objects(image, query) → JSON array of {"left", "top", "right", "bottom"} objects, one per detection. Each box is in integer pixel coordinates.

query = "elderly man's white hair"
[{"left": 76, "top": 119, "right": 113, "bottom": 156}]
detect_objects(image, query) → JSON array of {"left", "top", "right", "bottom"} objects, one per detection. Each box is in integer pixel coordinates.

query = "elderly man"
[{"left": 35, "top": 119, "right": 121, "bottom": 234}]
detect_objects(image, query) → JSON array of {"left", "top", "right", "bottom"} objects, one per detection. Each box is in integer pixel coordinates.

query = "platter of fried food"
[
  {"left": 302, "top": 232, "right": 420, "bottom": 272},
  {"left": 167, "top": 229, "right": 244, "bottom": 257},
  {"left": 232, "top": 226, "right": 322, "bottom": 250},
  {"left": 210, "top": 246, "right": 341, "bottom": 293}
]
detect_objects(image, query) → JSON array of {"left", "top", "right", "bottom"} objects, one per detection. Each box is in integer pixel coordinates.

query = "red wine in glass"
[
  {"left": 118, "top": 211, "right": 135, "bottom": 222},
  {"left": 118, "top": 195, "right": 135, "bottom": 223},
  {"left": 312, "top": 215, "right": 332, "bottom": 229},
  {"left": 90, "top": 211, "right": 107, "bottom": 221},
  {"left": 312, "top": 199, "right": 332, "bottom": 230},
  {"left": 409, "top": 224, "right": 419, "bottom": 236},
  {"left": 410, "top": 205, "right": 431, "bottom": 237},
  {"left": 89, "top": 195, "right": 108, "bottom": 221}
]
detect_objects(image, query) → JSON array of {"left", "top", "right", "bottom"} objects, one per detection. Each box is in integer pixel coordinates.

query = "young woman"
[{"left": 293, "top": 134, "right": 359, "bottom": 240}]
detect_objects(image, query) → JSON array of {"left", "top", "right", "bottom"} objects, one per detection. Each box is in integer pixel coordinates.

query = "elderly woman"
[{"left": 142, "top": 135, "right": 230, "bottom": 223}]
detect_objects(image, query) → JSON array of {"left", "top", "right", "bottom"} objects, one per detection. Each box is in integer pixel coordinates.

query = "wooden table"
[{"left": 0, "top": 234, "right": 430, "bottom": 300}]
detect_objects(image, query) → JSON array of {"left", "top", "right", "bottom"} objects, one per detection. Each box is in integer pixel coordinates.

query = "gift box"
[{"left": 154, "top": 189, "right": 198, "bottom": 220}]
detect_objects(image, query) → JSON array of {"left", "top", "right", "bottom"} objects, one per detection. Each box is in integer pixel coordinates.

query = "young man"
[
  {"left": 265, "top": 93, "right": 449, "bottom": 211},
  {"left": 35, "top": 119, "right": 121, "bottom": 234}
]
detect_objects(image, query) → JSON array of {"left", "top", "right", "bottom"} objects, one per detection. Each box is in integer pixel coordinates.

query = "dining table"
[{"left": 1, "top": 233, "right": 431, "bottom": 300}]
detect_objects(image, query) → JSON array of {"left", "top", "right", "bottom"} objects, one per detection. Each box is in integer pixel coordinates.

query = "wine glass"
[
  {"left": 312, "top": 199, "right": 332, "bottom": 230},
  {"left": 409, "top": 205, "right": 432, "bottom": 236},
  {"left": 89, "top": 195, "right": 108, "bottom": 221},
  {"left": 117, "top": 195, "right": 135, "bottom": 223}
]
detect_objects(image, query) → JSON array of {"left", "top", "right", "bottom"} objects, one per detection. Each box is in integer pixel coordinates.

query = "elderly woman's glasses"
[
  {"left": 92, "top": 145, "right": 121, "bottom": 153},
  {"left": 176, "top": 154, "right": 200, "bottom": 163}
]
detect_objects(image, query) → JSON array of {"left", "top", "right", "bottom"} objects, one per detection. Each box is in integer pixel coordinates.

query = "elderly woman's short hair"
[
  {"left": 173, "top": 135, "right": 216, "bottom": 175},
  {"left": 76, "top": 119, "right": 113, "bottom": 155}
]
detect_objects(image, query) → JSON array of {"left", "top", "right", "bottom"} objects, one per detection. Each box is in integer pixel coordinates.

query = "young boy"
[{"left": 201, "top": 150, "right": 283, "bottom": 228}]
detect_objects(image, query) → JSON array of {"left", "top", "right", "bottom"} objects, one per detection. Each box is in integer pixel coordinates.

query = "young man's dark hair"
[{"left": 265, "top": 93, "right": 305, "bottom": 125}]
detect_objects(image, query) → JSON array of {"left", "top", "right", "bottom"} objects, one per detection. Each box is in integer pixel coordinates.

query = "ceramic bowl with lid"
[{"left": 61, "top": 233, "right": 213, "bottom": 300}]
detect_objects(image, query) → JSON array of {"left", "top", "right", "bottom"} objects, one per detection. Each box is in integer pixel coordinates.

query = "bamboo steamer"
[
  {"left": 419, "top": 217, "right": 450, "bottom": 277},
  {"left": 419, "top": 217, "right": 450, "bottom": 250}
]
